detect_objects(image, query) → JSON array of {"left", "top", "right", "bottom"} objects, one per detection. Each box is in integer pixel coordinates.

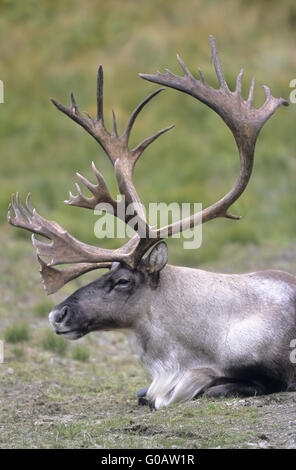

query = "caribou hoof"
[{"left": 137, "top": 387, "right": 149, "bottom": 406}]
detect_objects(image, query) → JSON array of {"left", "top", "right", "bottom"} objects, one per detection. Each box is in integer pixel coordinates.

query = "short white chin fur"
[{"left": 60, "top": 331, "right": 81, "bottom": 340}]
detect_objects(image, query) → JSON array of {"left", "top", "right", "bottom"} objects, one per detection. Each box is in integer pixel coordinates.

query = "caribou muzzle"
[{"left": 49, "top": 305, "right": 85, "bottom": 340}]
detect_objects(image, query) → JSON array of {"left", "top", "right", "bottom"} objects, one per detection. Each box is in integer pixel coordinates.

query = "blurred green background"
[{"left": 0, "top": 0, "right": 295, "bottom": 270}]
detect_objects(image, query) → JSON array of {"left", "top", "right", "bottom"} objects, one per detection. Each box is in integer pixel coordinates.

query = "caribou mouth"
[
  {"left": 56, "top": 330, "right": 73, "bottom": 335},
  {"left": 55, "top": 330, "right": 83, "bottom": 340}
]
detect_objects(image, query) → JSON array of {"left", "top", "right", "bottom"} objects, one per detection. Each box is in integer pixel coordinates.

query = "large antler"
[
  {"left": 8, "top": 36, "right": 288, "bottom": 294},
  {"left": 140, "top": 35, "right": 289, "bottom": 236}
]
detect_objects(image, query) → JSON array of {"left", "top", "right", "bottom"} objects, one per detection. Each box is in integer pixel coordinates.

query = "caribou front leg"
[
  {"left": 144, "top": 373, "right": 268, "bottom": 409},
  {"left": 146, "top": 367, "right": 221, "bottom": 409}
]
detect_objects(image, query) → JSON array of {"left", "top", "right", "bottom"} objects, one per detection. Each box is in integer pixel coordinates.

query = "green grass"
[
  {"left": 11, "top": 347, "right": 26, "bottom": 361},
  {"left": 33, "top": 300, "right": 54, "bottom": 318},
  {"left": 4, "top": 322, "right": 30, "bottom": 343},
  {"left": 40, "top": 329, "right": 68, "bottom": 356},
  {"left": 72, "top": 345, "right": 90, "bottom": 362}
]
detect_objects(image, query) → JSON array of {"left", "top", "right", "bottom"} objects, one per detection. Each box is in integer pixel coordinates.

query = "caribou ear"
[
  {"left": 110, "top": 261, "right": 120, "bottom": 271},
  {"left": 143, "top": 242, "right": 168, "bottom": 274}
]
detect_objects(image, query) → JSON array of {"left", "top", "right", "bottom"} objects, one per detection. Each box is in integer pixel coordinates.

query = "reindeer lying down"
[{"left": 8, "top": 36, "right": 294, "bottom": 410}]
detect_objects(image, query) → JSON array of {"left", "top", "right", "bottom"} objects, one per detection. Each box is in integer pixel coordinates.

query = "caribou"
[{"left": 8, "top": 36, "right": 294, "bottom": 410}]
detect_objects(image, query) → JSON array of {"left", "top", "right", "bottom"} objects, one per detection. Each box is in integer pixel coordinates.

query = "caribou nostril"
[{"left": 55, "top": 306, "right": 69, "bottom": 324}]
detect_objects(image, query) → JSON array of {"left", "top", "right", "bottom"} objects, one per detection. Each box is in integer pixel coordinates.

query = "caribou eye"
[{"left": 114, "top": 278, "right": 131, "bottom": 290}]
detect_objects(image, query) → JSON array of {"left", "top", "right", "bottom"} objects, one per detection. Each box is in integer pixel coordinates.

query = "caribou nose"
[{"left": 49, "top": 306, "right": 69, "bottom": 326}]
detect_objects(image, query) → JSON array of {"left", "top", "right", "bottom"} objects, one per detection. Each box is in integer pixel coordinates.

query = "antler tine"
[
  {"left": 235, "top": 68, "right": 244, "bottom": 96},
  {"left": 70, "top": 92, "right": 79, "bottom": 114},
  {"left": 125, "top": 89, "right": 175, "bottom": 170},
  {"left": 209, "top": 35, "right": 228, "bottom": 91},
  {"left": 97, "top": 65, "right": 104, "bottom": 123},
  {"left": 132, "top": 124, "right": 175, "bottom": 162},
  {"left": 112, "top": 109, "right": 118, "bottom": 137},
  {"left": 198, "top": 68, "right": 207, "bottom": 86},
  {"left": 123, "top": 88, "right": 165, "bottom": 142},
  {"left": 91, "top": 160, "right": 114, "bottom": 192},
  {"left": 176, "top": 54, "right": 191, "bottom": 77},
  {"left": 65, "top": 161, "right": 118, "bottom": 213},
  {"left": 8, "top": 193, "right": 47, "bottom": 237},
  {"left": 247, "top": 77, "right": 255, "bottom": 107},
  {"left": 15, "top": 192, "right": 32, "bottom": 221}
]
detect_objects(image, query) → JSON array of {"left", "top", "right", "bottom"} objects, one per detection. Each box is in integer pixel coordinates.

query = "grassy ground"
[{"left": 0, "top": 0, "right": 296, "bottom": 449}]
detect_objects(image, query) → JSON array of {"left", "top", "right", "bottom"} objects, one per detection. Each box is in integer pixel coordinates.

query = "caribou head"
[{"left": 48, "top": 242, "right": 168, "bottom": 340}]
